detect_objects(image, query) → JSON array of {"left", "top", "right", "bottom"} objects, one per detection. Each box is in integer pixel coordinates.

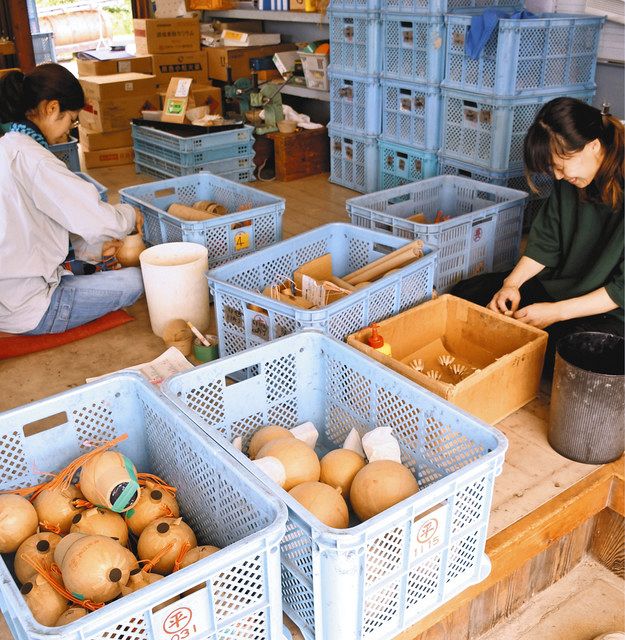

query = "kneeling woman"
[
  {"left": 452, "top": 97, "right": 624, "bottom": 374},
  {"left": 0, "top": 63, "right": 144, "bottom": 334}
]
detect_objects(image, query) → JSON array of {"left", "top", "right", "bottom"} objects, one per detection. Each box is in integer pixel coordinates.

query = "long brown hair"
[{"left": 524, "top": 97, "right": 624, "bottom": 211}]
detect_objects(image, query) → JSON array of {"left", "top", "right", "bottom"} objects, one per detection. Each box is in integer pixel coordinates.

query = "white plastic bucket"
[{"left": 140, "top": 242, "right": 209, "bottom": 337}]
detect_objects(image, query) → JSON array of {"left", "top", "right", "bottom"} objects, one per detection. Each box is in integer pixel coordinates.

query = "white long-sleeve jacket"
[{"left": 0, "top": 132, "right": 136, "bottom": 333}]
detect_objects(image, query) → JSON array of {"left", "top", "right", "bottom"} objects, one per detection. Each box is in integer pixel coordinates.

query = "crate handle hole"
[
  {"left": 372, "top": 242, "right": 394, "bottom": 255},
  {"left": 154, "top": 188, "right": 176, "bottom": 198},
  {"left": 23, "top": 411, "right": 68, "bottom": 438},
  {"left": 226, "top": 367, "right": 261, "bottom": 382}
]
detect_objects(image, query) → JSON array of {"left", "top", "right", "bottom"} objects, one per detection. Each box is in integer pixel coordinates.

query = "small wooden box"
[
  {"left": 347, "top": 294, "right": 548, "bottom": 425},
  {"left": 267, "top": 126, "right": 329, "bottom": 181}
]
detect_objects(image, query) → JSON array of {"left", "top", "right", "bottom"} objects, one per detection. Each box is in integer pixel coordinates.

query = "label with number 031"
[{"left": 151, "top": 589, "right": 211, "bottom": 640}]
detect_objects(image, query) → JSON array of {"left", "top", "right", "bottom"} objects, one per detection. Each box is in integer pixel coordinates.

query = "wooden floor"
[{"left": 0, "top": 164, "right": 622, "bottom": 640}]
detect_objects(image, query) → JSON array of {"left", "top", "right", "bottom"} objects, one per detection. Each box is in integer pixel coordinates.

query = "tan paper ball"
[
  {"left": 124, "top": 483, "right": 180, "bottom": 537},
  {"left": 319, "top": 449, "right": 366, "bottom": 497},
  {"left": 55, "top": 606, "right": 88, "bottom": 626},
  {"left": 257, "top": 438, "right": 320, "bottom": 491},
  {"left": 32, "top": 485, "right": 84, "bottom": 535},
  {"left": 137, "top": 518, "right": 198, "bottom": 575},
  {"left": 70, "top": 507, "right": 129, "bottom": 547},
  {"left": 349, "top": 460, "right": 419, "bottom": 522},
  {"left": 21, "top": 575, "right": 69, "bottom": 627},
  {"left": 247, "top": 425, "right": 294, "bottom": 460},
  {"left": 289, "top": 482, "right": 349, "bottom": 529},
  {"left": 14, "top": 531, "right": 62, "bottom": 584},
  {"left": 121, "top": 569, "right": 178, "bottom": 612},
  {"left": 0, "top": 494, "right": 39, "bottom": 553}
]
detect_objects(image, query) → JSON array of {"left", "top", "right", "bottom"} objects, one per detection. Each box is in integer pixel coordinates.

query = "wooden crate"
[
  {"left": 347, "top": 294, "right": 547, "bottom": 424},
  {"left": 267, "top": 126, "right": 329, "bottom": 181}
]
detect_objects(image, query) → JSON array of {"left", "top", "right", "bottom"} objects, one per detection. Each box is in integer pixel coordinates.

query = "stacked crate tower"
[
  {"left": 327, "top": 0, "right": 382, "bottom": 193},
  {"left": 437, "top": 9, "right": 605, "bottom": 226}
]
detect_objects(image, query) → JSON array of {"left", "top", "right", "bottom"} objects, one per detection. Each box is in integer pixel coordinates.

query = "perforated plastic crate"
[
  {"left": 134, "top": 149, "right": 254, "bottom": 178},
  {"left": 75, "top": 171, "right": 109, "bottom": 201},
  {"left": 119, "top": 173, "right": 284, "bottom": 265},
  {"left": 31, "top": 31, "right": 56, "bottom": 64},
  {"left": 440, "top": 87, "right": 594, "bottom": 172},
  {"left": 346, "top": 175, "right": 527, "bottom": 292},
  {"left": 328, "top": 72, "right": 381, "bottom": 136},
  {"left": 382, "top": 0, "right": 519, "bottom": 14},
  {"left": 380, "top": 80, "right": 441, "bottom": 150},
  {"left": 443, "top": 12, "right": 604, "bottom": 96},
  {"left": 382, "top": 14, "right": 446, "bottom": 84},
  {"left": 163, "top": 331, "right": 507, "bottom": 640},
  {"left": 136, "top": 161, "right": 256, "bottom": 184},
  {"left": 204, "top": 222, "right": 435, "bottom": 357},
  {"left": 378, "top": 140, "right": 438, "bottom": 190},
  {"left": 49, "top": 136, "right": 79, "bottom": 171},
  {"left": 0, "top": 374, "right": 287, "bottom": 640},
  {"left": 328, "top": 12, "right": 381, "bottom": 76},
  {"left": 328, "top": 126, "right": 379, "bottom": 193},
  {"left": 329, "top": 0, "right": 380, "bottom": 10}
]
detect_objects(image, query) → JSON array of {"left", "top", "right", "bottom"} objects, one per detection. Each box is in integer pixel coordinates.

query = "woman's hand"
[
  {"left": 513, "top": 302, "right": 563, "bottom": 329},
  {"left": 134, "top": 209, "right": 144, "bottom": 235},
  {"left": 101, "top": 239, "right": 123, "bottom": 270},
  {"left": 487, "top": 286, "right": 521, "bottom": 316}
]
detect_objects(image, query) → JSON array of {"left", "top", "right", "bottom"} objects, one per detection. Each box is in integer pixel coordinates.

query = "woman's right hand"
[
  {"left": 487, "top": 286, "right": 521, "bottom": 316},
  {"left": 134, "top": 208, "right": 144, "bottom": 235}
]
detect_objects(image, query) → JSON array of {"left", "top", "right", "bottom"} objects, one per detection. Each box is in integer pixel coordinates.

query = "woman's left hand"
[
  {"left": 513, "top": 302, "right": 563, "bottom": 329},
  {"left": 101, "top": 239, "right": 123, "bottom": 270}
]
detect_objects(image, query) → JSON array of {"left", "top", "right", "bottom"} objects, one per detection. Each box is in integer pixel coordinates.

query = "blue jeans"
[{"left": 25, "top": 268, "right": 144, "bottom": 335}]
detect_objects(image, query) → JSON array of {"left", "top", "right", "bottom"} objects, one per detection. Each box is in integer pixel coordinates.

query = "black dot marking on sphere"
[
  {"left": 130, "top": 567, "right": 141, "bottom": 576},
  {"left": 21, "top": 583, "right": 33, "bottom": 595},
  {"left": 156, "top": 522, "right": 169, "bottom": 534},
  {"left": 36, "top": 540, "right": 50, "bottom": 552},
  {"left": 72, "top": 513, "right": 82, "bottom": 524},
  {"left": 151, "top": 490, "right": 163, "bottom": 500},
  {"left": 109, "top": 568, "right": 122, "bottom": 582}
]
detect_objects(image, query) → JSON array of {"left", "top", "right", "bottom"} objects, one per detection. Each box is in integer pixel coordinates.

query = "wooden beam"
[{"left": 7, "top": 0, "right": 34, "bottom": 72}]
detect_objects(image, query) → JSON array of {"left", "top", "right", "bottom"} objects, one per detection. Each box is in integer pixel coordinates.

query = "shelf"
[
  {"left": 0, "top": 41, "right": 16, "bottom": 56},
  {"left": 205, "top": 9, "right": 328, "bottom": 23},
  {"left": 281, "top": 83, "right": 329, "bottom": 101}
]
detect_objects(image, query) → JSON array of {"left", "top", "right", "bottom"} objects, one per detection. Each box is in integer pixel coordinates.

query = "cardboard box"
[
  {"left": 273, "top": 50, "right": 299, "bottom": 76},
  {"left": 83, "top": 146, "right": 134, "bottom": 169},
  {"left": 346, "top": 294, "right": 548, "bottom": 425},
  {"left": 78, "top": 126, "right": 133, "bottom": 151},
  {"left": 161, "top": 77, "right": 194, "bottom": 124},
  {"left": 80, "top": 94, "right": 160, "bottom": 133},
  {"left": 158, "top": 84, "right": 222, "bottom": 114},
  {"left": 134, "top": 18, "right": 200, "bottom": 55},
  {"left": 221, "top": 30, "right": 281, "bottom": 47},
  {"left": 150, "top": 51, "right": 208, "bottom": 85},
  {"left": 79, "top": 73, "right": 158, "bottom": 102},
  {"left": 208, "top": 19, "right": 263, "bottom": 33},
  {"left": 76, "top": 55, "right": 153, "bottom": 77},
  {"left": 207, "top": 43, "right": 296, "bottom": 82}
]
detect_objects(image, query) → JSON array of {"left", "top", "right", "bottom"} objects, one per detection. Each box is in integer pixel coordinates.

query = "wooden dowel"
[{"left": 343, "top": 239, "right": 424, "bottom": 285}]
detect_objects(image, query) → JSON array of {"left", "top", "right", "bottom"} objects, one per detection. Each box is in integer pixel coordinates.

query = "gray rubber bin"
[{"left": 549, "top": 331, "right": 624, "bottom": 464}]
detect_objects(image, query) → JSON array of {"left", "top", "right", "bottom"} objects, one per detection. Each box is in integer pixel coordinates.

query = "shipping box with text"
[
  {"left": 206, "top": 43, "right": 296, "bottom": 82},
  {"left": 76, "top": 55, "right": 153, "bottom": 77},
  {"left": 134, "top": 17, "right": 200, "bottom": 54}
]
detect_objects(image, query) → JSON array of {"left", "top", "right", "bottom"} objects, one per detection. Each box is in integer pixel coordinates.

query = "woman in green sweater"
[{"left": 451, "top": 97, "right": 623, "bottom": 375}]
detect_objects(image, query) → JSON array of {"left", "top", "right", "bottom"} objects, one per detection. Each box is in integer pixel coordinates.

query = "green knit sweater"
[{"left": 524, "top": 180, "right": 624, "bottom": 321}]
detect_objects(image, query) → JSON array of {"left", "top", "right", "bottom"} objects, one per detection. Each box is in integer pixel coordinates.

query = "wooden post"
[{"left": 7, "top": 0, "right": 34, "bottom": 72}]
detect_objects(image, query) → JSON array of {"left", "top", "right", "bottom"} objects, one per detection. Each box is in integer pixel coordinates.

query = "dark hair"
[
  {"left": 0, "top": 63, "right": 84, "bottom": 123},
  {"left": 524, "top": 97, "right": 624, "bottom": 211}
]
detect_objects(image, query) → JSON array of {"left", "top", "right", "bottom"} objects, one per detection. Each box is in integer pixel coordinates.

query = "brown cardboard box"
[
  {"left": 346, "top": 294, "right": 548, "bottom": 425},
  {"left": 209, "top": 19, "right": 263, "bottom": 33},
  {"left": 134, "top": 18, "right": 200, "bottom": 55},
  {"left": 78, "top": 126, "right": 133, "bottom": 151},
  {"left": 206, "top": 43, "right": 296, "bottom": 82},
  {"left": 79, "top": 73, "right": 158, "bottom": 102},
  {"left": 80, "top": 94, "right": 160, "bottom": 133},
  {"left": 150, "top": 51, "right": 208, "bottom": 85},
  {"left": 83, "top": 146, "right": 134, "bottom": 169},
  {"left": 161, "top": 77, "right": 194, "bottom": 124},
  {"left": 76, "top": 55, "right": 153, "bottom": 77},
  {"left": 158, "top": 84, "right": 222, "bottom": 115}
]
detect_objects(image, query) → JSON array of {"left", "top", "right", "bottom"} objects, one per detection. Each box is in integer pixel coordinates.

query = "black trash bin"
[{"left": 548, "top": 332, "right": 624, "bottom": 464}]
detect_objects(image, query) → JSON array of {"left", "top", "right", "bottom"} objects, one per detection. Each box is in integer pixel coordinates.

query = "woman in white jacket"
[{"left": 0, "top": 63, "right": 144, "bottom": 334}]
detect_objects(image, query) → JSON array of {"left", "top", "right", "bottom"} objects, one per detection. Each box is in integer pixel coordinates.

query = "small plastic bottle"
[{"left": 367, "top": 323, "right": 392, "bottom": 356}]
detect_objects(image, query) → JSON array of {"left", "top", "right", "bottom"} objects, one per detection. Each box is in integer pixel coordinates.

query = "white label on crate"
[
  {"left": 124, "top": 82, "right": 134, "bottom": 92},
  {"left": 152, "top": 589, "right": 211, "bottom": 640},
  {"left": 410, "top": 503, "right": 448, "bottom": 562},
  {"left": 175, "top": 78, "right": 193, "bottom": 98},
  {"left": 117, "top": 60, "right": 131, "bottom": 73}
]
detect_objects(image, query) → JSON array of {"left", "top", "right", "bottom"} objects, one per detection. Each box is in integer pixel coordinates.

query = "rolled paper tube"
[{"left": 167, "top": 203, "right": 222, "bottom": 222}]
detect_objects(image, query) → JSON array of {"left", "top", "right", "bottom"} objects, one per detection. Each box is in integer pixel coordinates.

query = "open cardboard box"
[{"left": 346, "top": 294, "right": 548, "bottom": 424}]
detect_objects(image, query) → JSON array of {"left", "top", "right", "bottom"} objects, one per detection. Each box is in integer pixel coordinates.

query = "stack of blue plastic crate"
[
  {"left": 327, "top": 0, "right": 382, "bottom": 193},
  {"left": 438, "top": 10, "right": 605, "bottom": 227}
]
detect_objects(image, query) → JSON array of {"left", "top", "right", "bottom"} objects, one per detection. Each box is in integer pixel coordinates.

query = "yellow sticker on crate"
[{"left": 234, "top": 231, "right": 250, "bottom": 251}]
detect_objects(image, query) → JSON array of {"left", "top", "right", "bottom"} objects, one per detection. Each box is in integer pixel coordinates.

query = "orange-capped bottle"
[{"left": 367, "top": 323, "right": 392, "bottom": 356}]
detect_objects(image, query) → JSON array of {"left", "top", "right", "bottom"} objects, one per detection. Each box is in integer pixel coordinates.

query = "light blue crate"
[
  {"left": 135, "top": 160, "right": 256, "bottom": 185},
  {"left": 328, "top": 71, "right": 381, "bottom": 136},
  {"left": 382, "top": 14, "right": 446, "bottom": 84},
  {"left": 440, "top": 87, "right": 594, "bottom": 172},
  {"left": 119, "top": 173, "right": 284, "bottom": 266},
  {"left": 75, "top": 171, "right": 109, "bottom": 201},
  {"left": 205, "top": 222, "right": 435, "bottom": 358},
  {"left": 346, "top": 175, "right": 527, "bottom": 292},
  {"left": 328, "top": 126, "right": 379, "bottom": 193},
  {"left": 382, "top": 0, "right": 520, "bottom": 14},
  {"left": 329, "top": 0, "right": 380, "bottom": 10},
  {"left": 0, "top": 374, "right": 287, "bottom": 640},
  {"left": 378, "top": 140, "right": 438, "bottom": 190},
  {"left": 31, "top": 32, "right": 56, "bottom": 64},
  {"left": 49, "top": 136, "right": 80, "bottom": 171},
  {"left": 162, "top": 331, "right": 508, "bottom": 640},
  {"left": 134, "top": 149, "right": 254, "bottom": 178},
  {"left": 443, "top": 12, "right": 604, "bottom": 97},
  {"left": 380, "top": 80, "right": 441, "bottom": 150},
  {"left": 328, "top": 12, "right": 381, "bottom": 76}
]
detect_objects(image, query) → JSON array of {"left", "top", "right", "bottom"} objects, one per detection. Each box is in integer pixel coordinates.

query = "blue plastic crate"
[
  {"left": 328, "top": 12, "right": 381, "bottom": 76},
  {"left": 378, "top": 140, "right": 438, "bottom": 190},
  {"left": 382, "top": 14, "right": 446, "bottom": 84},
  {"left": 135, "top": 160, "right": 256, "bottom": 185},
  {"left": 119, "top": 173, "right": 284, "bottom": 266},
  {"left": 382, "top": 0, "right": 519, "bottom": 13},
  {"left": 204, "top": 222, "right": 435, "bottom": 357},
  {"left": 75, "top": 171, "right": 109, "bottom": 201},
  {"left": 346, "top": 175, "right": 527, "bottom": 292},
  {"left": 440, "top": 87, "right": 594, "bottom": 172},
  {"left": 163, "top": 331, "right": 507, "bottom": 640},
  {"left": 134, "top": 149, "right": 254, "bottom": 178},
  {"left": 328, "top": 126, "right": 379, "bottom": 193},
  {"left": 0, "top": 374, "right": 287, "bottom": 640},
  {"left": 380, "top": 80, "right": 441, "bottom": 150},
  {"left": 31, "top": 32, "right": 56, "bottom": 64},
  {"left": 49, "top": 136, "right": 79, "bottom": 171},
  {"left": 443, "top": 12, "right": 604, "bottom": 97},
  {"left": 329, "top": 0, "right": 380, "bottom": 10},
  {"left": 328, "top": 71, "right": 381, "bottom": 136}
]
